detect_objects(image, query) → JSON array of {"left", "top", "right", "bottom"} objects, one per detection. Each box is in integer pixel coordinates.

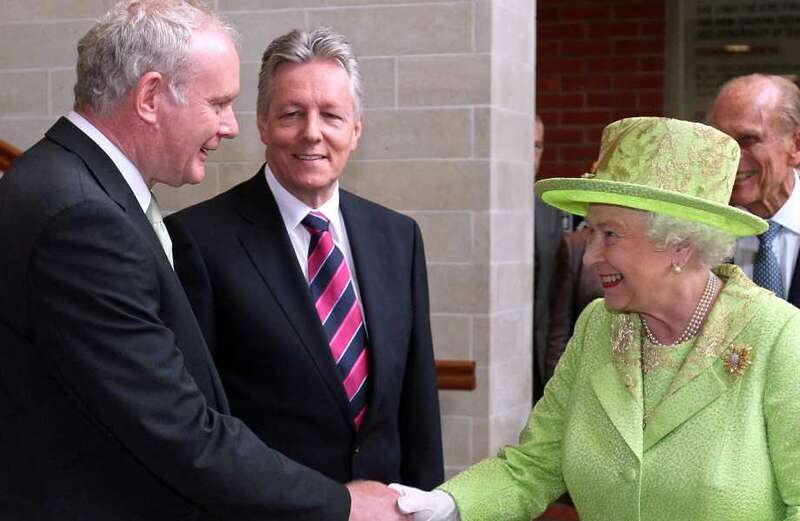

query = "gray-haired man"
[{"left": 166, "top": 26, "right": 444, "bottom": 499}]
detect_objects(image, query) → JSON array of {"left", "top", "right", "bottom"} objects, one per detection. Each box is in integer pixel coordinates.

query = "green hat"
[{"left": 535, "top": 117, "right": 767, "bottom": 237}]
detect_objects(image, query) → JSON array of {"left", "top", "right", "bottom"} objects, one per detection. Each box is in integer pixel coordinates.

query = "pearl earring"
[{"left": 672, "top": 262, "right": 682, "bottom": 274}]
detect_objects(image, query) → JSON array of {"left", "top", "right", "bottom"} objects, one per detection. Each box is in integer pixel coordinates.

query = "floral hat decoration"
[{"left": 534, "top": 117, "right": 767, "bottom": 237}]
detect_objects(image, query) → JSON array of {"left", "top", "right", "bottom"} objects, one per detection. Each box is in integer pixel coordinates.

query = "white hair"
[
  {"left": 74, "top": 0, "right": 238, "bottom": 115},
  {"left": 645, "top": 212, "right": 736, "bottom": 268}
]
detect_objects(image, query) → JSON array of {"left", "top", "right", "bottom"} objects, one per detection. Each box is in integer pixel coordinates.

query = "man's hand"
[{"left": 346, "top": 480, "right": 410, "bottom": 521}]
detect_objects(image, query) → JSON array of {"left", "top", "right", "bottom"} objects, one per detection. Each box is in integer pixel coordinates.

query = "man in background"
[
  {"left": 0, "top": 2, "right": 404, "bottom": 519},
  {"left": 708, "top": 73, "right": 800, "bottom": 305},
  {"left": 166, "top": 27, "right": 443, "bottom": 490},
  {"left": 533, "top": 114, "right": 571, "bottom": 399}
]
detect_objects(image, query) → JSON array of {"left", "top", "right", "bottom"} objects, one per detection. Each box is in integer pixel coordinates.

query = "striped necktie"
[
  {"left": 753, "top": 219, "right": 784, "bottom": 298},
  {"left": 302, "top": 211, "right": 368, "bottom": 429}
]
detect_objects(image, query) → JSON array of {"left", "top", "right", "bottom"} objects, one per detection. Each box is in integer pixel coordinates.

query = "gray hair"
[
  {"left": 256, "top": 27, "right": 363, "bottom": 118},
  {"left": 74, "top": 0, "right": 238, "bottom": 115},
  {"left": 644, "top": 212, "right": 736, "bottom": 268},
  {"left": 712, "top": 73, "right": 800, "bottom": 136}
]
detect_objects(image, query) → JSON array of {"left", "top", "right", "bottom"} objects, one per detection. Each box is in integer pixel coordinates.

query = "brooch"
[{"left": 723, "top": 345, "right": 752, "bottom": 377}]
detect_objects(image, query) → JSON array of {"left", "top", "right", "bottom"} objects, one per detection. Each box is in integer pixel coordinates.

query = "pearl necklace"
[{"left": 642, "top": 271, "right": 719, "bottom": 347}]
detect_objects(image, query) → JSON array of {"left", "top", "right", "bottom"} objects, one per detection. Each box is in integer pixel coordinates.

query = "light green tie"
[{"left": 146, "top": 195, "right": 173, "bottom": 267}]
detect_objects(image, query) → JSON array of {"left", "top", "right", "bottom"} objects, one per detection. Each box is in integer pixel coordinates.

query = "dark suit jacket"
[
  {"left": 544, "top": 228, "right": 603, "bottom": 380},
  {"left": 789, "top": 257, "right": 800, "bottom": 307},
  {"left": 165, "top": 168, "right": 444, "bottom": 490},
  {"left": 533, "top": 197, "right": 568, "bottom": 399},
  {"left": 0, "top": 118, "right": 348, "bottom": 521}
]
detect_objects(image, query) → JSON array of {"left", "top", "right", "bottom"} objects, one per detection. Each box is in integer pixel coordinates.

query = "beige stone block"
[
  {"left": 473, "top": 107, "right": 490, "bottom": 158},
  {"left": 50, "top": 69, "right": 77, "bottom": 116},
  {"left": 310, "top": 4, "right": 472, "bottom": 56},
  {"left": 490, "top": 210, "right": 532, "bottom": 263},
  {"left": 408, "top": 211, "right": 472, "bottom": 263},
  {"left": 486, "top": 309, "right": 531, "bottom": 367},
  {"left": 3, "top": 0, "right": 114, "bottom": 21},
  {"left": 438, "top": 366, "right": 488, "bottom": 417},
  {"left": 225, "top": 11, "right": 306, "bottom": 63},
  {"left": 493, "top": 161, "right": 533, "bottom": 211},
  {"left": 355, "top": 108, "right": 471, "bottom": 160},
  {"left": 491, "top": 263, "right": 532, "bottom": 313},
  {"left": 492, "top": 109, "right": 533, "bottom": 163},
  {"left": 471, "top": 211, "right": 490, "bottom": 264},
  {"left": 0, "top": 21, "right": 92, "bottom": 68},
  {"left": 153, "top": 165, "right": 219, "bottom": 213},
  {"left": 475, "top": 0, "right": 491, "bottom": 53},
  {"left": 428, "top": 263, "right": 489, "bottom": 315},
  {"left": 471, "top": 417, "right": 492, "bottom": 460},
  {"left": 489, "top": 403, "right": 531, "bottom": 454},
  {"left": 430, "top": 314, "right": 472, "bottom": 360},
  {"left": 440, "top": 415, "right": 472, "bottom": 467},
  {"left": 237, "top": 61, "right": 260, "bottom": 114},
  {"left": 472, "top": 315, "right": 490, "bottom": 367},
  {"left": 0, "top": 71, "right": 47, "bottom": 116},
  {"left": 492, "top": 2, "right": 532, "bottom": 64},
  {"left": 398, "top": 55, "right": 490, "bottom": 107},
  {"left": 492, "top": 58, "right": 534, "bottom": 114},
  {"left": 341, "top": 160, "right": 490, "bottom": 211},
  {"left": 219, "top": 162, "right": 262, "bottom": 192},
  {"left": 490, "top": 356, "right": 532, "bottom": 414},
  {"left": 0, "top": 117, "right": 51, "bottom": 150},
  {"left": 214, "top": 113, "right": 263, "bottom": 162},
  {"left": 360, "top": 57, "right": 395, "bottom": 109}
]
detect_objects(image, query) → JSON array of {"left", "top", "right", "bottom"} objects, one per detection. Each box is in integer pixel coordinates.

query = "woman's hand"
[{"left": 389, "top": 483, "right": 460, "bottom": 521}]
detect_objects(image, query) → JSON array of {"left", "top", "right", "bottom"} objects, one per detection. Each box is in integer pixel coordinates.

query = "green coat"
[{"left": 441, "top": 265, "right": 800, "bottom": 521}]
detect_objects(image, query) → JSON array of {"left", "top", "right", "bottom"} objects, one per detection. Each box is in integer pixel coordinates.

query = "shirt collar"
[
  {"left": 66, "top": 111, "right": 151, "bottom": 213},
  {"left": 770, "top": 169, "right": 800, "bottom": 236},
  {"left": 264, "top": 164, "right": 342, "bottom": 236}
]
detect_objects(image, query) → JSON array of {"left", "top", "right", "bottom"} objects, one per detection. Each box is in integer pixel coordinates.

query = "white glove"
[{"left": 389, "top": 483, "right": 460, "bottom": 521}]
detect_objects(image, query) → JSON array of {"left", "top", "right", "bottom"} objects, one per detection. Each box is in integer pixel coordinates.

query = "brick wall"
[{"left": 536, "top": 0, "right": 666, "bottom": 179}]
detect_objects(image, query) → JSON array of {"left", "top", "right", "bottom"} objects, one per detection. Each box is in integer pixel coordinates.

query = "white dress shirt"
[
  {"left": 65, "top": 111, "right": 151, "bottom": 214},
  {"left": 264, "top": 165, "right": 367, "bottom": 324},
  {"left": 734, "top": 170, "right": 800, "bottom": 293}
]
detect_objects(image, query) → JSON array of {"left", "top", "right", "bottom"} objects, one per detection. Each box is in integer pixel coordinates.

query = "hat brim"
[{"left": 535, "top": 177, "right": 767, "bottom": 237}]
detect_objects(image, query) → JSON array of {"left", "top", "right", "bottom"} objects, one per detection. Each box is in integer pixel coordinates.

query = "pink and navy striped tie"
[{"left": 302, "top": 211, "right": 369, "bottom": 429}]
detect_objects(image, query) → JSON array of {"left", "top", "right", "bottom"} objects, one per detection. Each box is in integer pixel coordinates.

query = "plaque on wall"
[{"left": 667, "top": 0, "right": 800, "bottom": 121}]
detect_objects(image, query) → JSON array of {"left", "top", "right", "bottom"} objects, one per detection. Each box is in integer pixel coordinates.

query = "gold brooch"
[{"left": 724, "top": 345, "right": 752, "bottom": 377}]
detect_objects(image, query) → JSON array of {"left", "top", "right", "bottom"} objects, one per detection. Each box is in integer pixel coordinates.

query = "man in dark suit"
[
  {"left": 533, "top": 115, "right": 571, "bottom": 399},
  {"left": 166, "top": 27, "right": 443, "bottom": 490},
  {"left": 708, "top": 74, "right": 800, "bottom": 306},
  {"left": 0, "top": 2, "right": 405, "bottom": 520}
]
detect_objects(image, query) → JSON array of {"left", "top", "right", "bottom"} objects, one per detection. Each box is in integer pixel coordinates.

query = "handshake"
[{"left": 346, "top": 481, "right": 459, "bottom": 521}]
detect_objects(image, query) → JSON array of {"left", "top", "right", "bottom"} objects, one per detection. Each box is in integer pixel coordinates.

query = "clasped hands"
[{"left": 346, "top": 481, "right": 458, "bottom": 521}]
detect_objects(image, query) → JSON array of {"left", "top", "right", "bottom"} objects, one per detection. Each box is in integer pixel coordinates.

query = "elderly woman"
[{"left": 393, "top": 117, "right": 800, "bottom": 521}]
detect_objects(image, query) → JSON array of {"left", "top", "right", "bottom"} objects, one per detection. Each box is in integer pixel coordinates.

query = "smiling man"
[
  {"left": 708, "top": 73, "right": 800, "bottom": 305},
  {"left": 166, "top": 26, "right": 443, "bottom": 501}
]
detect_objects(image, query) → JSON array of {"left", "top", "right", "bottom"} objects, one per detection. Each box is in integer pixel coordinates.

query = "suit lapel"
[
  {"left": 643, "top": 265, "right": 760, "bottom": 451},
  {"left": 46, "top": 118, "right": 226, "bottom": 410},
  {"left": 46, "top": 118, "right": 168, "bottom": 266},
  {"left": 234, "top": 171, "right": 353, "bottom": 424},
  {"left": 339, "top": 192, "right": 393, "bottom": 423},
  {"left": 591, "top": 312, "right": 644, "bottom": 460}
]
